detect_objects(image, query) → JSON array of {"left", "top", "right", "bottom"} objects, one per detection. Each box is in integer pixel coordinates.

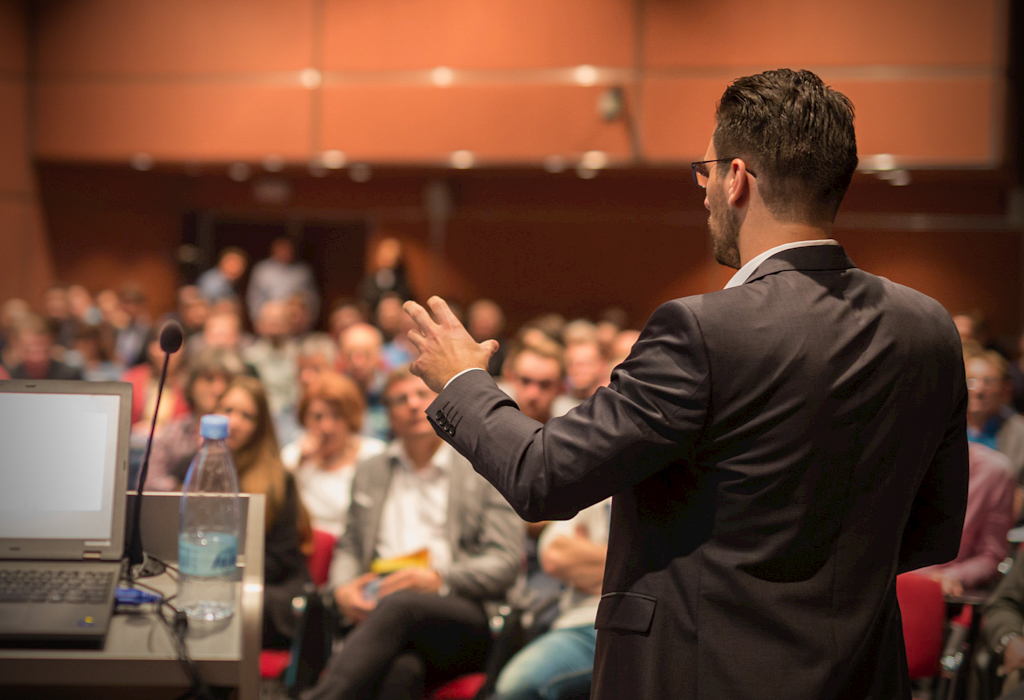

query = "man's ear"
[{"left": 726, "top": 160, "right": 752, "bottom": 208}]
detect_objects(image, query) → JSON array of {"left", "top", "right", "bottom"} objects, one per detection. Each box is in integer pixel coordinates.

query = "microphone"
[{"left": 126, "top": 320, "right": 184, "bottom": 575}]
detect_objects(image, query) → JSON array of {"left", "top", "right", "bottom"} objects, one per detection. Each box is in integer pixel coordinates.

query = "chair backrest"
[
  {"left": 896, "top": 573, "right": 946, "bottom": 679},
  {"left": 307, "top": 529, "right": 338, "bottom": 587}
]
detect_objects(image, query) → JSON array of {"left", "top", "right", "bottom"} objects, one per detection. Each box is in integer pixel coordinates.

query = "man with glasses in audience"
[
  {"left": 301, "top": 366, "right": 523, "bottom": 700},
  {"left": 404, "top": 69, "right": 968, "bottom": 700}
]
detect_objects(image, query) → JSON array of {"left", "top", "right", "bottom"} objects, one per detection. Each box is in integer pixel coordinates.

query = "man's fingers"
[
  {"left": 407, "top": 328, "right": 427, "bottom": 352},
  {"left": 403, "top": 300, "right": 438, "bottom": 334},
  {"left": 480, "top": 339, "right": 499, "bottom": 357},
  {"left": 427, "top": 296, "right": 461, "bottom": 328}
]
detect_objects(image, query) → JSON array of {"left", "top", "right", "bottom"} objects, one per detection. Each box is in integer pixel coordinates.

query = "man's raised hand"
[{"left": 403, "top": 296, "right": 498, "bottom": 393}]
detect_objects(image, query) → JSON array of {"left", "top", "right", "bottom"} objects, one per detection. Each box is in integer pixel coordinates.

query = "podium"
[{"left": 0, "top": 492, "right": 265, "bottom": 699}]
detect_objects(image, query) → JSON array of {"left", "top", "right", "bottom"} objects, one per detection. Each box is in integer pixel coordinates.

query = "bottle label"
[{"left": 178, "top": 532, "right": 238, "bottom": 577}]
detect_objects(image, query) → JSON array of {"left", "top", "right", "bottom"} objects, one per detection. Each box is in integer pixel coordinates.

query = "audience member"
[
  {"left": 70, "top": 322, "right": 124, "bottom": 381},
  {"left": 8, "top": 314, "right": 83, "bottom": 380},
  {"left": 286, "top": 291, "right": 316, "bottom": 338},
  {"left": 379, "top": 293, "right": 418, "bottom": 370},
  {"left": 913, "top": 442, "right": 1014, "bottom": 595},
  {"left": 187, "top": 308, "right": 248, "bottom": 359},
  {"left": 215, "top": 375, "right": 312, "bottom": 649},
  {"left": 595, "top": 307, "right": 628, "bottom": 360},
  {"left": 552, "top": 340, "right": 608, "bottom": 416},
  {"left": 468, "top": 298, "right": 508, "bottom": 377},
  {"left": 281, "top": 333, "right": 341, "bottom": 468},
  {"left": 966, "top": 348, "right": 1024, "bottom": 481},
  {"left": 121, "top": 325, "right": 189, "bottom": 433},
  {"left": 561, "top": 319, "right": 599, "bottom": 348},
  {"left": 301, "top": 367, "right": 523, "bottom": 700},
  {"left": 196, "top": 246, "right": 248, "bottom": 305},
  {"left": 174, "top": 285, "right": 209, "bottom": 340},
  {"left": 608, "top": 328, "right": 641, "bottom": 368},
  {"left": 43, "top": 284, "right": 77, "bottom": 351},
  {"left": 113, "top": 284, "right": 152, "bottom": 368},
  {"left": 247, "top": 237, "right": 318, "bottom": 327},
  {"left": 293, "top": 372, "right": 386, "bottom": 537},
  {"left": 146, "top": 347, "right": 246, "bottom": 491},
  {"left": 493, "top": 498, "right": 611, "bottom": 700},
  {"left": 983, "top": 556, "right": 1024, "bottom": 697},
  {"left": 67, "top": 284, "right": 101, "bottom": 326},
  {"left": 358, "top": 237, "right": 413, "bottom": 313},
  {"left": 329, "top": 298, "right": 367, "bottom": 343},
  {"left": 0, "top": 298, "right": 32, "bottom": 371},
  {"left": 507, "top": 340, "right": 566, "bottom": 424},
  {"left": 243, "top": 300, "right": 300, "bottom": 432},
  {"left": 339, "top": 322, "right": 390, "bottom": 441}
]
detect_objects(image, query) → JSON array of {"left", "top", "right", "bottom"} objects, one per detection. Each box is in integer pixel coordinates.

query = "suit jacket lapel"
[{"left": 362, "top": 458, "right": 394, "bottom": 570}]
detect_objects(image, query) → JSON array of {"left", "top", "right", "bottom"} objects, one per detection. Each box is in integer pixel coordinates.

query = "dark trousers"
[{"left": 301, "top": 590, "right": 491, "bottom": 700}]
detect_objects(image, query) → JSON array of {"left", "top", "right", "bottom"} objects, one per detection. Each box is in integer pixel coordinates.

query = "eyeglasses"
[{"left": 691, "top": 159, "right": 756, "bottom": 189}]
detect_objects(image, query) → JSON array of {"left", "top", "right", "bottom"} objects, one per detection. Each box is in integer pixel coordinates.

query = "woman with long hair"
[
  {"left": 294, "top": 371, "right": 386, "bottom": 537},
  {"left": 215, "top": 375, "right": 310, "bottom": 649}
]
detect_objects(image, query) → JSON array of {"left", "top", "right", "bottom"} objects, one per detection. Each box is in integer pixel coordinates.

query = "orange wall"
[
  {"left": 29, "top": 0, "right": 1007, "bottom": 167},
  {"left": 0, "top": 1, "right": 53, "bottom": 308}
]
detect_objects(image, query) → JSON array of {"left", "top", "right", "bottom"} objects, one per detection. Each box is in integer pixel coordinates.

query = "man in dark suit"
[{"left": 403, "top": 69, "right": 969, "bottom": 700}]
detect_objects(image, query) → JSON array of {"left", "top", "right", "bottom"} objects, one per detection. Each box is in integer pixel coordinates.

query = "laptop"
[{"left": 0, "top": 379, "right": 131, "bottom": 648}]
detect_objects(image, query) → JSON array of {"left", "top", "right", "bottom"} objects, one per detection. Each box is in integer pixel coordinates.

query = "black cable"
[{"left": 156, "top": 601, "right": 216, "bottom": 700}]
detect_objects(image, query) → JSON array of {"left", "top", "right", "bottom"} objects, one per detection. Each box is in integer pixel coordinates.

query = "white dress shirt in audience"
[
  {"left": 374, "top": 441, "right": 454, "bottom": 578},
  {"left": 295, "top": 436, "right": 387, "bottom": 538}
]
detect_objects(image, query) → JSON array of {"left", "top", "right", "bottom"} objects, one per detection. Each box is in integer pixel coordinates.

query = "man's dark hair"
[{"left": 714, "top": 69, "right": 858, "bottom": 223}]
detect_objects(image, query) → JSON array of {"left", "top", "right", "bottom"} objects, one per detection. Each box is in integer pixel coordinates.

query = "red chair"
[
  {"left": 260, "top": 529, "right": 339, "bottom": 680},
  {"left": 896, "top": 573, "right": 946, "bottom": 679}
]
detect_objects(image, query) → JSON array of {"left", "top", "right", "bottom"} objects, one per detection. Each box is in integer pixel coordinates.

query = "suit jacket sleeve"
[
  {"left": 446, "top": 477, "right": 525, "bottom": 600},
  {"left": 897, "top": 362, "right": 969, "bottom": 574},
  {"left": 429, "top": 300, "right": 711, "bottom": 522}
]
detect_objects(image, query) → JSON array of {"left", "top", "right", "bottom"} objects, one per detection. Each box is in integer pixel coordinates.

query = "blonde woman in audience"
[
  {"left": 293, "top": 372, "right": 386, "bottom": 537},
  {"left": 215, "top": 375, "right": 311, "bottom": 649}
]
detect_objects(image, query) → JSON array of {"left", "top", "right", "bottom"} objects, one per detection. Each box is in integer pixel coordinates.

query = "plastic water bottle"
[{"left": 177, "top": 414, "right": 241, "bottom": 621}]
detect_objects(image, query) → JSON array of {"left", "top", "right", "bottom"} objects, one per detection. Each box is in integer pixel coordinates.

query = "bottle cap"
[{"left": 200, "top": 414, "right": 229, "bottom": 440}]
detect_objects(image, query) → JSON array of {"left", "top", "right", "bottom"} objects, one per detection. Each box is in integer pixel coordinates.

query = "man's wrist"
[{"left": 443, "top": 367, "right": 487, "bottom": 391}]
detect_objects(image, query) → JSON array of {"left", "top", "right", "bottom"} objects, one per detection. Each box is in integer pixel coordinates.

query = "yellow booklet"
[{"left": 369, "top": 548, "right": 431, "bottom": 575}]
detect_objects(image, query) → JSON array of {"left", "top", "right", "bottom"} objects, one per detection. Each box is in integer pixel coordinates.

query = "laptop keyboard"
[{"left": 0, "top": 569, "right": 114, "bottom": 604}]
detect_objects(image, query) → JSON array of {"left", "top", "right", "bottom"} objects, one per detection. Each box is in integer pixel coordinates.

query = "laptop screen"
[{"left": 0, "top": 391, "right": 122, "bottom": 542}]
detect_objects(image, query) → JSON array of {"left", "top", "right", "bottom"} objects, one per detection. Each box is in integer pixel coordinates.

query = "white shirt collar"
[
  {"left": 724, "top": 239, "right": 840, "bottom": 289},
  {"left": 385, "top": 439, "right": 454, "bottom": 475}
]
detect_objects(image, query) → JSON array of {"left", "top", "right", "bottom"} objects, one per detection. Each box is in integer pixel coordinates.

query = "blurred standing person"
[
  {"left": 293, "top": 372, "right": 386, "bottom": 537},
  {"left": 146, "top": 347, "right": 246, "bottom": 491},
  {"left": 114, "top": 284, "right": 152, "bottom": 368},
  {"left": 358, "top": 237, "right": 413, "bottom": 313},
  {"left": 339, "top": 322, "right": 390, "bottom": 441},
  {"left": 197, "top": 246, "right": 248, "bottom": 305},
  {"left": 215, "top": 376, "right": 311, "bottom": 649},
  {"left": 8, "top": 315, "right": 83, "bottom": 380},
  {"left": 246, "top": 237, "right": 319, "bottom": 328},
  {"left": 467, "top": 299, "right": 508, "bottom": 377}
]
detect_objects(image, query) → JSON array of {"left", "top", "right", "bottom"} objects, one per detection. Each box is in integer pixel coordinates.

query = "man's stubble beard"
[{"left": 708, "top": 194, "right": 742, "bottom": 270}]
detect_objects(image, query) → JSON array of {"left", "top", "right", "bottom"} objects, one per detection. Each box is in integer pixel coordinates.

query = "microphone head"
[{"left": 159, "top": 321, "right": 184, "bottom": 354}]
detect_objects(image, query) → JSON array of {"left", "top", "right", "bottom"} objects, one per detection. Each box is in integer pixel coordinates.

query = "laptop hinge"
[{"left": 83, "top": 551, "right": 102, "bottom": 559}]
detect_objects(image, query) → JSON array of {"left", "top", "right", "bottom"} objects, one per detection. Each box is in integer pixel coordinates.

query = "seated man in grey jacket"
[{"left": 302, "top": 365, "right": 525, "bottom": 700}]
